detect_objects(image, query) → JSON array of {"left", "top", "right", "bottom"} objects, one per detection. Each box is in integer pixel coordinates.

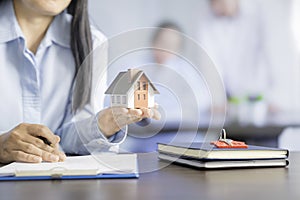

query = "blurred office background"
[{"left": 88, "top": 0, "right": 300, "bottom": 151}]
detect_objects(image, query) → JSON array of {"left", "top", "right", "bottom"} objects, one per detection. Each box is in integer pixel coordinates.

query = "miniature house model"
[{"left": 105, "top": 69, "right": 159, "bottom": 108}]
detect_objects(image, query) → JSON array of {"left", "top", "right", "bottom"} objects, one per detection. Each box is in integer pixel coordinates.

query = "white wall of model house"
[
  {"left": 127, "top": 87, "right": 135, "bottom": 108},
  {"left": 148, "top": 86, "right": 155, "bottom": 108}
]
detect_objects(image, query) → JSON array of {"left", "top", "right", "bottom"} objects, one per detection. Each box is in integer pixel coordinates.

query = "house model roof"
[{"left": 105, "top": 69, "right": 160, "bottom": 95}]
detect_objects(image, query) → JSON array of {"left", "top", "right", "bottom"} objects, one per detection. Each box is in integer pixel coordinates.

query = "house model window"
[
  {"left": 137, "top": 81, "right": 141, "bottom": 90},
  {"left": 143, "top": 82, "right": 147, "bottom": 90},
  {"left": 105, "top": 69, "right": 159, "bottom": 109}
]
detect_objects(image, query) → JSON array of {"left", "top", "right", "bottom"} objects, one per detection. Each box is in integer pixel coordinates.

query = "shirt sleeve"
[
  {"left": 55, "top": 101, "right": 127, "bottom": 155},
  {"left": 55, "top": 32, "right": 127, "bottom": 155}
]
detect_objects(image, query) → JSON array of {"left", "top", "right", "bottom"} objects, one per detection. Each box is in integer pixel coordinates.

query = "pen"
[{"left": 37, "top": 136, "right": 53, "bottom": 147}]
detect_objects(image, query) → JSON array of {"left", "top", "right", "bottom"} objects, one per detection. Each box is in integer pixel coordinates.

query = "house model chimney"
[{"left": 128, "top": 68, "right": 140, "bottom": 83}]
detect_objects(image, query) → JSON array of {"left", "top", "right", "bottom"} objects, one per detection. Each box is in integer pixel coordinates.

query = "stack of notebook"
[{"left": 157, "top": 142, "right": 289, "bottom": 169}]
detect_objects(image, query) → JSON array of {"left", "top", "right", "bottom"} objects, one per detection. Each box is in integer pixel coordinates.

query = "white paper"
[{"left": 0, "top": 154, "right": 137, "bottom": 177}]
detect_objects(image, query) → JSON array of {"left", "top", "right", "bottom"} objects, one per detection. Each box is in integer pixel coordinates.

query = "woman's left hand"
[{"left": 97, "top": 105, "right": 161, "bottom": 138}]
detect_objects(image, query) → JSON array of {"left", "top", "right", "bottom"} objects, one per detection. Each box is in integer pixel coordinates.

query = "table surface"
[{"left": 0, "top": 152, "right": 299, "bottom": 200}]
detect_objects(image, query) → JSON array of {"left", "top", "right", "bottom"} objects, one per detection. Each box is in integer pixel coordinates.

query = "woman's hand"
[
  {"left": 98, "top": 105, "right": 161, "bottom": 137},
  {"left": 0, "top": 123, "right": 66, "bottom": 164}
]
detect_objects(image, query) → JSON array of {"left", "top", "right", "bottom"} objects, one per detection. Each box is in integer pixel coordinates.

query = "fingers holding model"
[{"left": 97, "top": 106, "right": 161, "bottom": 138}]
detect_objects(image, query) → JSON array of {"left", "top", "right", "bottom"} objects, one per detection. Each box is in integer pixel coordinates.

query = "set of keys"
[{"left": 211, "top": 129, "right": 248, "bottom": 148}]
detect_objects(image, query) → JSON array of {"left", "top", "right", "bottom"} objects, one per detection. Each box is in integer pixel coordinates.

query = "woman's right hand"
[
  {"left": 0, "top": 123, "right": 66, "bottom": 164},
  {"left": 98, "top": 105, "right": 161, "bottom": 138}
]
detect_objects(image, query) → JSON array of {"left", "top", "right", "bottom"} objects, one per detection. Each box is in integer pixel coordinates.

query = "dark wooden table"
[{"left": 0, "top": 152, "right": 299, "bottom": 200}]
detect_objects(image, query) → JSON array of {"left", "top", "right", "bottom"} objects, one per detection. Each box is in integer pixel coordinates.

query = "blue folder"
[{"left": 0, "top": 173, "right": 139, "bottom": 181}]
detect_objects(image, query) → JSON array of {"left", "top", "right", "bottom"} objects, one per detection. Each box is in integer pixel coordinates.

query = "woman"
[{"left": 0, "top": 0, "right": 160, "bottom": 164}]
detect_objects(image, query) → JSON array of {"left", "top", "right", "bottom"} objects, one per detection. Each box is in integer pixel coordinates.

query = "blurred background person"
[
  {"left": 152, "top": 22, "right": 183, "bottom": 65},
  {"left": 146, "top": 22, "right": 210, "bottom": 120},
  {"left": 197, "top": 0, "right": 277, "bottom": 125}
]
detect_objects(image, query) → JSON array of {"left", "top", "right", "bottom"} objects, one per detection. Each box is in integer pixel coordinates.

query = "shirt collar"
[
  {"left": 43, "top": 10, "right": 71, "bottom": 49},
  {"left": 0, "top": 0, "right": 71, "bottom": 49}
]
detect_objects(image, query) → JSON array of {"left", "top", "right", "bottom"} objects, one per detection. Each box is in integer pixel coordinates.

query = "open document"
[{"left": 0, "top": 154, "right": 138, "bottom": 180}]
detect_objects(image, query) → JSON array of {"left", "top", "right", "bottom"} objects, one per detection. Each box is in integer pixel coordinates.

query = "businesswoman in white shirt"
[{"left": 0, "top": 0, "right": 160, "bottom": 164}]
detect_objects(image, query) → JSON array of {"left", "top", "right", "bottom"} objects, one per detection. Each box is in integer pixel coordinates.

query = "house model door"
[{"left": 134, "top": 75, "right": 148, "bottom": 108}]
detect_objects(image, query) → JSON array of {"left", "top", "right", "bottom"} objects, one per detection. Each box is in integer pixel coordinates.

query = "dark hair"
[
  {"left": 68, "top": 0, "right": 93, "bottom": 112},
  {"left": 152, "top": 21, "right": 183, "bottom": 43}
]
